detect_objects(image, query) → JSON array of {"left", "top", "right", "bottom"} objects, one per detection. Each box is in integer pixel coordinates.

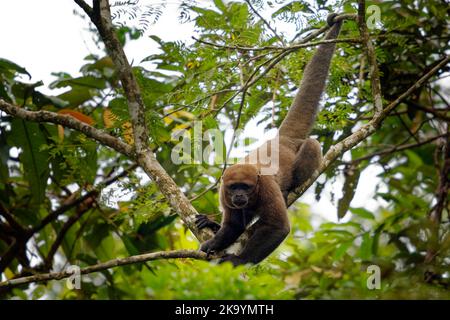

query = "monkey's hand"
[
  {"left": 218, "top": 254, "right": 245, "bottom": 267},
  {"left": 199, "top": 238, "right": 220, "bottom": 256},
  {"left": 195, "top": 214, "right": 221, "bottom": 233}
]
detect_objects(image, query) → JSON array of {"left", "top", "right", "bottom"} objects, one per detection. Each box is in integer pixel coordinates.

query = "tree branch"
[
  {"left": 0, "top": 100, "right": 134, "bottom": 157},
  {"left": 42, "top": 195, "right": 96, "bottom": 270},
  {"left": 426, "top": 128, "right": 449, "bottom": 263},
  {"left": 358, "top": 0, "right": 383, "bottom": 116},
  {"left": 409, "top": 101, "right": 450, "bottom": 122},
  {"left": 73, "top": 0, "right": 94, "bottom": 19},
  {"left": 0, "top": 250, "right": 209, "bottom": 289},
  {"left": 0, "top": 202, "right": 26, "bottom": 234},
  {"left": 193, "top": 37, "right": 360, "bottom": 52},
  {"left": 346, "top": 133, "right": 449, "bottom": 163},
  {"left": 75, "top": 0, "right": 212, "bottom": 241}
]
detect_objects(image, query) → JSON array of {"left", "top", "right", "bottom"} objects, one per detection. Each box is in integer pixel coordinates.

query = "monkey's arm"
[
  {"left": 199, "top": 209, "right": 246, "bottom": 254},
  {"left": 221, "top": 220, "right": 290, "bottom": 266},
  {"left": 279, "top": 14, "right": 342, "bottom": 142}
]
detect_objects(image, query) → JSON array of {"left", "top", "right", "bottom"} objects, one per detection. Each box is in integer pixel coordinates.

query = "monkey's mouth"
[{"left": 232, "top": 199, "right": 248, "bottom": 208}]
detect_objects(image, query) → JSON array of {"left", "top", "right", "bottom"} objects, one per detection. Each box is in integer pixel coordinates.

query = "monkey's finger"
[
  {"left": 195, "top": 216, "right": 208, "bottom": 224},
  {"left": 195, "top": 214, "right": 207, "bottom": 221},
  {"left": 197, "top": 220, "right": 209, "bottom": 229}
]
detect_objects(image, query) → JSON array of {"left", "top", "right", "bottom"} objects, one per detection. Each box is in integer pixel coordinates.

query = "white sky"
[{"left": 0, "top": 0, "right": 387, "bottom": 222}]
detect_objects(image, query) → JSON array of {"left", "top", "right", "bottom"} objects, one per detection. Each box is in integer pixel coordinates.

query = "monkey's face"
[
  {"left": 227, "top": 182, "right": 254, "bottom": 208},
  {"left": 222, "top": 164, "right": 259, "bottom": 209}
]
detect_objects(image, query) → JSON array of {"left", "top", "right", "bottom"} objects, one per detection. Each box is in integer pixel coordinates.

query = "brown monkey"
[
  {"left": 197, "top": 164, "right": 289, "bottom": 265},
  {"left": 196, "top": 14, "right": 343, "bottom": 266}
]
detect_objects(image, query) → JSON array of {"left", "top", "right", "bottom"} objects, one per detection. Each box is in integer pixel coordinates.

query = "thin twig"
[
  {"left": 410, "top": 101, "right": 450, "bottom": 121},
  {"left": 193, "top": 36, "right": 360, "bottom": 52},
  {"left": 244, "top": 0, "right": 285, "bottom": 45},
  {"left": 0, "top": 203, "right": 26, "bottom": 233},
  {"left": 346, "top": 133, "right": 448, "bottom": 163},
  {"left": 358, "top": 0, "right": 383, "bottom": 116},
  {"left": 426, "top": 127, "right": 449, "bottom": 263}
]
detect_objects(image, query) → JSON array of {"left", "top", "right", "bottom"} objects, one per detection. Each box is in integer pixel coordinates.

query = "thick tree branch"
[
  {"left": 0, "top": 100, "right": 134, "bottom": 157},
  {"left": 73, "top": 0, "right": 94, "bottom": 19},
  {"left": 0, "top": 250, "right": 209, "bottom": 289},
  {"left": 74, "top": 0, "right": 212, "bottom": 241},
  {"left": 89, "top": 0, "right": 148, "bottom": 154}
]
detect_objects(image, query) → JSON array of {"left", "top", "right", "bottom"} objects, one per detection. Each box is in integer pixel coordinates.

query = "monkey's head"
[{"left": 221, "top": 164, "right": 260, "bottom": 209}]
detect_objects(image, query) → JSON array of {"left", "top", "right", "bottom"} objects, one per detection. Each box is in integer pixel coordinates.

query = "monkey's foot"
[
  {"left": 218, "top": 254, "right": 246, "bottom": 267},
  {"left": 326, "top": 13, "right": 339, "bottom": 26}
]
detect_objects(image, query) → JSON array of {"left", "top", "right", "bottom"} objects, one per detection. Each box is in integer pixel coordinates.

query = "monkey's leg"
[
  {"left": 291, "top": 138, "right": 322, "bottom": 190},
  {"left": 199, "top": 211, "right": 245, "bottom": 254},
  {"left": 221, "top": 220, "right": 290, "bottom": 265}
]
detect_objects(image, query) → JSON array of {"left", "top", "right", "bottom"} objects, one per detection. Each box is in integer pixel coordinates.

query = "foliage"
[{"left": 0, "top": 0, "right": 449, "bottom": 299}]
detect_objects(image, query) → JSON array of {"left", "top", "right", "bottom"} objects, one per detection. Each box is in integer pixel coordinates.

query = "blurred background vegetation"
[{"left": 0, "top": 0, "right": 449, "bottom": 299}]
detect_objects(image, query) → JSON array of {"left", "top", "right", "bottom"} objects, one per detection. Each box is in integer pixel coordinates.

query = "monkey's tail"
[{"left": 279, "top": 16, "right": 342, "bottom": 143}]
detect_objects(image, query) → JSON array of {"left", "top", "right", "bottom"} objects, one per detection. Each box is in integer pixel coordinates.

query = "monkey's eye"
[{"left": 229, "top": 183, "right": 251, "bottom": 191}]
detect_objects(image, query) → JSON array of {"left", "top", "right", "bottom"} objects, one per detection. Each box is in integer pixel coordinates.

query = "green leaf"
[
  {"left": 308, "top": 244, "right": 335, "bottom": 263},
  {"left": 0, "top": 58, "right": 31, "bottom": 78},
  {"left": 214, "top": 0, "right": 227, "bottom": 12},
  {"left": 333, "top": 241, "right": 353, "bottom": 260},
  {"left": 405, "top": 149, "right": 423, "bottom": 168},
  {"left": 121, "top": 235, "right": 140, "bottom": 256},
  {"left": 57, "top": 86, "right": 95, "bottom": 108},
  {"left": 32, "top": 91, "right": 69, "bottom": 108},
  {"left": 371, "top": 227, "right": 382, "bottom": 255},
  {"left": 337, "top": 165, "right": 361, "bottom": 219},
  {"left": 50, "top": 75, "right": 106, "bottom": 90},
  {"left": 9, "top": 120, "right": 50, "bottom": 204},
  {"left": 350, "top": 207, "right": 375, "bottom": 220},
  {"left": 359, "top": 233, "right": 373, "bottom": 260}
]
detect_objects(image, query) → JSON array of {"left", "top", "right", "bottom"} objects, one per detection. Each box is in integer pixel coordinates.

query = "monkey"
[
  {"left": 196, "top": 14, "right": 343, "bottom": 266},
  {"left": 197, "top": 164, "right": 289, "bottom": 265}
]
